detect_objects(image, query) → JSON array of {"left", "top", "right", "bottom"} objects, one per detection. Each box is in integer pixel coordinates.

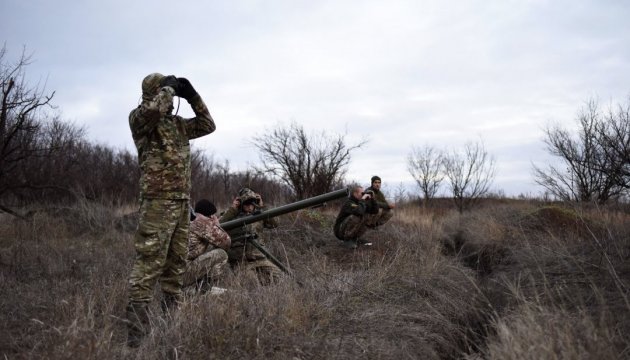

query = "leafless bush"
[
  {"left": 190, "top": 148, "right": 292, "bottom": 207},
  {"left": 252, "top": 122, "right": 366, "bottom": 200},
  {"left": 443, "top": 140, "right": 496, "bottom": 213},
  {"left": 407, "top": 145, "right": 444, "bottom": 206},
  {"left": 533, "top": 98, "right": 630, "bottom": 203}
]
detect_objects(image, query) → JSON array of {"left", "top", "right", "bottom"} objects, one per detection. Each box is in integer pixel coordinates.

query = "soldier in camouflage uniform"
[
  {"left": 364, "top": 175, "right": 395, "bottom": 228},
  {"left": 183, "top": 199, "right": 231, "bottom": 292},
  {"left": 126, "top": 73, "right": 216, "bottom": 347},
  {"left": 219, "top": 188, "right": 283, "bottom": 285},
  {"left": 333, "top": 185, "right": 379, "bottom": 249}
]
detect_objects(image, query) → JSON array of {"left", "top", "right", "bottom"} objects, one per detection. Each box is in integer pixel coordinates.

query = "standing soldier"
[
  {"left": 364, "top": 175, "right": 395, "bottom": 228},
  {"left": 126, "top": 73, "right": 216, "bottom": 347},
  {"left": 220, "top": 187, "right": 283, "bottom": 285}
]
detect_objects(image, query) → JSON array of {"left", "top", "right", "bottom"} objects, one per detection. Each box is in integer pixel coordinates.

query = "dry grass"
[{"left": 1, "top": 200, "right": 629, "bottom": 359}]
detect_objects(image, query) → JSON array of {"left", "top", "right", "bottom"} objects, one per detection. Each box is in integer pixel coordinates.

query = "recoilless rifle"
[{"left": 219, "top": 188, "right": 349, "bottom": 274}]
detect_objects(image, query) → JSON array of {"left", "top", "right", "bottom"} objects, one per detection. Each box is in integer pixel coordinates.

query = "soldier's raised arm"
[
  {"left": 129, "top": 85, "right": 175, "bottom": 140},
  {"left": 176, "top": 77, "right": 216, "bottom": 139}
]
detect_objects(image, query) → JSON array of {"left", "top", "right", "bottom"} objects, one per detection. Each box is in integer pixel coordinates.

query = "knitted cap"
[{"left": 194, "top": 199, "right": 217, "bottom": 217}]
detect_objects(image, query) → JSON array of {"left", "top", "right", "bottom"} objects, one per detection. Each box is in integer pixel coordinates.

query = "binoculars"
[
  {"left": 362, "top": 189, "right": 375, "bottom": 197},
  {"left": 159, "top": 75, "right": 183, "bottom": 93}
]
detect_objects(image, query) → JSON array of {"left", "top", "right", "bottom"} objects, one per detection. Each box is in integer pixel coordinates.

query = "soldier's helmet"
[
  {"left": 238, "top": 187, "right": 260, "bottom": 207},
  {"left": 141, "top": 73, "right": 165, "bottom": 101}
]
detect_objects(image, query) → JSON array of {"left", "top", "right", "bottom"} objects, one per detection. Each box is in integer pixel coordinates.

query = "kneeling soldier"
[
  {"left": 333, "top": 185, "right": 379, "bottom": 249},
  {"left": 364, "top": 175, "right": 395, "bottom": 228},
  {"left": 220, "top": 188, "right": 283, "bottom": 285},
  {"left": 183, "top": 199, "right": 231, "bottom": 292}
]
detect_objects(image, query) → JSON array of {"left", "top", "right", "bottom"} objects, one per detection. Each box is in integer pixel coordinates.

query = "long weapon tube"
[{"left": 219, "top": 188, "right": 349, "bottom": 232}]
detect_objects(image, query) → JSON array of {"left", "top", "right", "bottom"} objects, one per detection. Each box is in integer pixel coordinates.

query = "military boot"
[{"left": 126, "top": 301, "right": 150, "bottom": 348}]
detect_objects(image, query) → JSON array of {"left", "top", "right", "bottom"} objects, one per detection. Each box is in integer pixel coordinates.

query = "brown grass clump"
[{"left": 480, "top": 302, "right": 626, "bottom": 360}]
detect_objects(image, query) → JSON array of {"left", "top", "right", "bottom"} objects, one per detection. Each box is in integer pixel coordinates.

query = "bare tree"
[
  {"left": 252, "top": 122, "right": 366, "bottom": 199},
  {"left": 393, "top": 182, "right": 408, "bottom": 206},
  {"left": 596, "top": 99, "right": 630, "bottom": 190},
  {"left": 533, "top": 99, "right": 627, "bottom": 203},
  {"left": 407, "top": 145, "right": 444, "bottom": 206},
  {"left": 443, "top": 140, "right": 496, "bottom": 213},
  {"left": 0, "top": 46, "right": 87, "bottom": 216}
]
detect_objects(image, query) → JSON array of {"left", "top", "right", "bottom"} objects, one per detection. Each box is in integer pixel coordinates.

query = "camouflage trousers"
[
  {"left": 365, "top": 208, "right": 394, "bottom": 227},
  {"left": 182, "top": 248, "right": 228, "bottom": 289},
  {"left": 336, "top": 214, "right": 369, "bottom": 241},
  {"left": 127, "top": 198, "right": 189, "bottom": 303}
]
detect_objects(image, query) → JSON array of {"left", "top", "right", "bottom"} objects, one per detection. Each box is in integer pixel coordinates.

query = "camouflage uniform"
[
  {"left": 182, "top": 213, "right": 231, "bottom": 289},
  {"left": 126, "top": 73, "right": 215, "bottom": 345},
  {"left": 333, "top": 195, "right": 379, "bottom": 241},
  {"left": 219, "top": 189, "right": 282, "bottom": 285},
  {"left": 365, "top": 185, "right": 394, "bottom": 227}
]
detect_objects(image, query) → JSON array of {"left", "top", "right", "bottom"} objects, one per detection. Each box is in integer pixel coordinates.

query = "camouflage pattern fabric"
[
  {"left": 220, "top": 207, "right": 277, "bottom": 263},
  {"left": 238, "top": 187, "right": 258, "bottom": 203},
  {"left": 126, "top": 74, "right": 216, "bottom": 346},
  {"left": 365, "top": 185, "right": 391, "bottom": 210},
  {"left": 219, "top": 204, "right": 282, "bottom": 284},
  {"left": 337, "top": 213, "right": 369, "bottom": 241},
  {"left": 365, "top": 186, "right": 394, "bottom": 226},
  {"left": 129, "top": 83, "right": 216, "bottom": 200},
  {"left": 187, "top": 214, "right": 231, "bottom": 260},
  {"left": 128, "top": 198, "right": 190, "bottom": 303},
  {"left": 366, "top": 208, "right": 394, "bottom": 227},
  {"left": 182, "top": 248, "right": 228, "bottom": 288},
  {"left": 141, "top": 72, "right": 164, "bottom": 101},
  {"left": 238, "top": 258, "right": 283, "bottom": 286}
]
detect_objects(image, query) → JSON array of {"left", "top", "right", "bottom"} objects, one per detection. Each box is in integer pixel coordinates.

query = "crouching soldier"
[
  {"left": 183, "top": 199, "right": 231, "bottom": 292},
  {"left": 364, "top": 175, "right": 395, "bottom": 228},
  {"left": 220, "top": 188, "right": 283, "bottom": 285},
  {"left": 333, "top": 185, "right": 379, "bottom": 249}
]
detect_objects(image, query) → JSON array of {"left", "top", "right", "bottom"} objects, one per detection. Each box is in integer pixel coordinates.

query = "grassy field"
[{"left": 1, "top": 200, "right": 629, "bottom": 359}]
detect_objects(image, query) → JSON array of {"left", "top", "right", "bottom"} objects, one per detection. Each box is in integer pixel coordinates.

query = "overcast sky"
[{"left": 2, "top": 0, "right": 629, "bottom": 196}]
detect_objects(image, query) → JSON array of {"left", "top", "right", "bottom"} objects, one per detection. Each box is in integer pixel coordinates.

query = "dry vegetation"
[{"left": 1, "top": 199, "right": 629, "bottom": 359}]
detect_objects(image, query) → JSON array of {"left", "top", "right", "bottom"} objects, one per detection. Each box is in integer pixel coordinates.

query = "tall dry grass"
[{"left": 1, "top": 200, "right": 629, "bottom": 358}]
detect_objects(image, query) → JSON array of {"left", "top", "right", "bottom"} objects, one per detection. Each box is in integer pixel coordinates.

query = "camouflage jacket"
[
  {"left": 129, "top": 92, "right": 216, "bottom": 199},
  {"left": 365, "top": 186, "right": 389, "bottom": 209},
  {"left": 187, "top": 214, "right": 231, "bottom": 260},
  {"left": 219, "top": 207, "right": 278, "bottom": 262},
  {"left": 333, "top": 196, "right": 378, "bottom": 235}
]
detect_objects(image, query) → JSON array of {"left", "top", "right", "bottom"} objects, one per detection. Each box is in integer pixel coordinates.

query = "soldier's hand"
[
  {"left": 361, "top": 194, "right": 371, "bottom": 200},
  {"left": 232, "top": 197, "right": 240, "bottom": 209},
  {"left": 159, "top": 75, "right": 179, "bottom": 91},
  {"left": 177, "top": 77, "right": 198, "bottom": 100},
  {"left": 388, "top": 202, "right": 396, "bottom": 209}
]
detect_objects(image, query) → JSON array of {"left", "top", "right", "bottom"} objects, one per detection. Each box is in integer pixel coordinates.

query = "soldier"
[
  {"left": 333, "top": 185, "right": 379, "bottom": 249},
  {"left": 126, "top": 73, "right": 216, "bottom": 347},
  {"left": 219, "top": 188, "right": 283, "bottom": 285},
  {"left": 364, "top": 175, "right": 395, "bottom": 228},
  {"left": 183, "top": 199, "right": 231, "bottom": 292}
]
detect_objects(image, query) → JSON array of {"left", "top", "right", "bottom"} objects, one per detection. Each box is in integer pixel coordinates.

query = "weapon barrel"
[{"left": 219, "top": 188, "right": 349, "bottom": 231}]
